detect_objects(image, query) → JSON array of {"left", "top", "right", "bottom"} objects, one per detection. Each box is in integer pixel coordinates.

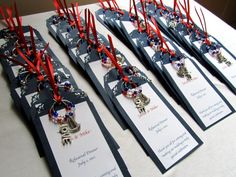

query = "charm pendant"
[
  {"left": 172, "top": 58, "right": 192, "bottom": 80},
  {"left": 208, "top": 45, "right": 231, "bottom": 66},
  {"left": 59, "top": 124, "right": 72, "bottom": 145},
  {"left": 168, "top": 20, "right": 177, "bottom": 29},
  {"left": 67, "top": 116, "right": 81, "bottom": 133},
  {"left": 49, "top": 100, "right": 81, "bottom": 145},
  {"left": 216, "top": 53, "right": 231, "bottom": 66},
  {"left": 133, "top": 93, "right": 150, "bottom": 113},
  {"left": 122, "top": 81, "right": 150, "bottom": 113}
]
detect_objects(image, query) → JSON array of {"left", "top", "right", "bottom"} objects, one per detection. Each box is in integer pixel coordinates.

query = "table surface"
[{"left": 0, "top": 1, "right": 236, "bottom": 177}]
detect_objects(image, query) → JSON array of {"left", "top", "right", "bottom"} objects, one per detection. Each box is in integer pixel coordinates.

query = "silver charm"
[
  {"left": 133, "top": 93, "right": 150, "bottom": 113},
  {"left": 122, "top": 82, "right": 150, "bottom": 113},
  {"left": 209, "top": 47, "right": 231, "bottom": 66},
  {"left": 67, "top": 117, "right": 81, "bottom": 133},
  {"left": 59, "top": 124, "right": 72, "bottom": 145},
  {"left": 172, "top": 58, "right": 192, "bottom": 80}
]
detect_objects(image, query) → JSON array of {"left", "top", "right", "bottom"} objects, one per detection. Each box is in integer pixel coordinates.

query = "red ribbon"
[
  {"left": 85, "top": 9, "right": 99, "bottom": 48},
  {"left": 53, "top": 0, "right": 63, "bottom": 17},
  {"left": 29, "top": 26, "right": 36, "bottom": 57},
  {"left": 45, "top": 55, "right": 62, "bottom": 103},
  {"left": 105, "top": 35, "right": 129, "bottom": 82},
  {"left": 140, "top": 0, "right": 150, "bottom": 34},
  {"left": 151, "top": 17, "right": 175, "bottom": 56}
]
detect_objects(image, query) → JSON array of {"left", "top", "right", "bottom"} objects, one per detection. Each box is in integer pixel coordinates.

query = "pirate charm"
[{"left": 172, "top": 58, "right": 192, "bottom": 80}]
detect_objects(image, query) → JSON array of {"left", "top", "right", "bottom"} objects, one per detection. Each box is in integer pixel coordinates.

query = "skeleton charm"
[
  {"left": 122, "top": 82, "right": 150, "bottom": 113},
  {"left": 208, "top": 45, "right": 231, "bottom": 66},
  {"left": 172, "top": 58, "right": 192, "bottom": 80},
  {"left": 133, "top": 93, "right": 150, "bottom": 113}
]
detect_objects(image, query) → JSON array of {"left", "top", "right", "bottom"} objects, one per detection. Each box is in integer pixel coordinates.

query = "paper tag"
[
  {"left": 122, "top": 21, "right": 136, "bottom": 34},
  {"left": 39, "top": 102, "right": 124, "bottom": 177},
  {"left": 164, "top": 59, "right": 232, "bottom": 128},
  {"left": 193, "top": 37, "right": 236, "bottom": 89},
  {"left": 205, "top": 49, "right": 236, "bottom": 89},
  {"left": 113, "top": 83, "right": 199, "bottom": 169}
]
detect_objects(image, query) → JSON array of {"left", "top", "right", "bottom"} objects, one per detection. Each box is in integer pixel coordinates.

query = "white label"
[
  {"left": 205, "top": 50, "right": 236, "bottom": 89},
  {"left": 164, "top": 59, "right": 232, "bottom": 127},
  {"left": 122, "top": 21, "right": 136, "bottom": 34},
  {"left": 40, "top": 102, "right": 124, "bottom": 177},
  {"left": 51, "top": 24, "right": 57, "bottom": 32},
  {"left": 110, "top": 82, "right": 199, "bottom": 169}
]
